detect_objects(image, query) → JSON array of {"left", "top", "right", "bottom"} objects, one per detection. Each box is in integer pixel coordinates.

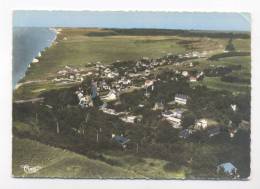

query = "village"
[{"left": 33, "top": 47, "right": 250, "bottom": 179}]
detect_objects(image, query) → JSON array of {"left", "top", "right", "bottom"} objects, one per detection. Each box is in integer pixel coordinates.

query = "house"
[
  {"left": 100, "top": 90, "right": 117, "bottom": 101},
  {"left": 196, "top": 71, "right": 204, "bottom": 79},
  {"left": 238, "top": 120, "right": 250, "bottom": 131},
  {"left": 171, "top": 109, "right": 184, "bottom": 118},
  {"left": 182, "top": 71, "right": 189, "bottom": 77},
  {"left": 174, "top": 94, "right": 188, "bottom": 105},
  {"left": 189, "top": 76, "right": 197, "bottom": 82},
  {"left": 229, "top": 128, "right": 238, "bottom": 138},
  {"left": 179, "top": 129, "right": 192, "bottom": 139},
  {"left": 76, "top": 92, "right": 84, "bottom": 99},
  {"left": 207, "top": 126, "right": 220, "bottom": 137},
  {"left": 120, "top": 115, "right": 137, "bottom": 123},
  {"left": 120, "top": 115, "right": 142, "bottom": 124},
  {"left": 167, "top": 116, "right": 182, "bottom": 128},
  {"left": 79, "top": 95, "right": 93, "bottom": 108},
  {"left": 162, "top": 110, "right": 175, "bottom": 118},
  {"left": 138, "top": 104, "right": 144, "bottom": 108},
  {"left": 152, "top": 102, "right": 164, "bottom": 110},
  {"left": 112, "top": 134, "right": 130, "bottom": 148},
  {"left": 101, "top": 108, "right": 118, "bottom": 116},
  {"left": 195, "top": 119, "right": 208, "bottom": 130},
  {"left": 162, "top": 109, "right": 184, "bottom": 119},
  {"left": 230, "top": 104, "right": 238, "bottom": 112},
  {"left": 217, "top": 162, "right": 238, "bottom": 176},
  {"left": 144, "top": 80, "right": 154, "bottom": 88},
  {"left": 161, "top": 115, "right": 182, "bottom": 128}
]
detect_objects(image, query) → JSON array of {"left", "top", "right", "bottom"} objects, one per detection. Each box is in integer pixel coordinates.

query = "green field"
[
  {"left": 13, "top": 121, "right": 186, "bottom": 178},
  {"left": 23, "top": 29, "right": 187, "bottom": 81},
  {"left": 13, "top": 137, "right": 142, "bottom": 178},
  {"left": 197, "top": 77, "right": 250, "bottom": 93}
]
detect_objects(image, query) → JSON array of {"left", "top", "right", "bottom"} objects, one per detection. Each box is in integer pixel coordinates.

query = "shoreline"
[{"left": 14, "top": 28, "right": 60, "bottom": 90}]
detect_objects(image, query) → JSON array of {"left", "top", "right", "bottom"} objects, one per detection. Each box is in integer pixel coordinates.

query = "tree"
[
  {"left": 182, "top": 111, "right": 196, "bottom": 128},
  {"left": 225, "top": 38, "right": 235, "bottom": 52}
]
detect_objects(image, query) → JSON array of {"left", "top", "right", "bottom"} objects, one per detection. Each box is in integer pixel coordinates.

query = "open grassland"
[
  {"left": 13, "top": 121, "right": 187, "bottom": 179},
  {"left": 22, "top": 28, "right": 228, "bottom": 82},
  {"left": 14, "top": 80, "right": 78, "bottom": 100},
  {"left": 12, "top": 136, "right": 142, "bottom": 178},
  {"left": 12, "top": 136, "right": 186, "bottom": 179},
  {"left": 99, "top": 150, "right": 187, "bottom": 179},
  {"left": 23, "top": 29, "right": 186, "bottom": 81},
  {"left": 197, "top": 77, "right": 250, "bottom": 93}
]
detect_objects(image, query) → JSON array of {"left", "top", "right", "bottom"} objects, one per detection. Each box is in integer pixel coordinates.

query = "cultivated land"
[{"left": 13, "top": 28, "right": 251, "bottom": 179}]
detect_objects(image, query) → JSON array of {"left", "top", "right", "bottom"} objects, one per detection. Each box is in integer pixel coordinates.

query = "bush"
[{"left": 164, "top": 162, "right": 182, "bottom": 172}]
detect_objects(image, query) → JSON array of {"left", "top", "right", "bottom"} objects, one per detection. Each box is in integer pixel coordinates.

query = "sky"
[{"left": 13, "top": 11, "right": 251, "bottom": 31}]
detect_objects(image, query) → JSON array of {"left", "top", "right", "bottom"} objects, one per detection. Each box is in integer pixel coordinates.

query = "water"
[{"left": 13, "top": 27, "right": 56, "bottom": 88}]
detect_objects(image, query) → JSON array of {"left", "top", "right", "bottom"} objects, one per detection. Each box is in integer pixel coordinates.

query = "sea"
[{"left": 13, "top": 27, "right": 56, "bottom": 88}]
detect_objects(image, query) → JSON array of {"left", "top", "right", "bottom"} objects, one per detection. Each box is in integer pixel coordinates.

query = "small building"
[
  {"left": 144, "top": 80, "right": 154, "bottom": 88},
  {"left": 182, "top": 71, "right": 189, "bottom": 77},
  {"left": 120, "top": 115, "right": 136, "bottom": 124},
  {"left": 101, "top": 90, "right": 117, "bottom": 101},
  {"left": 195, "top": 119, "right": 208, "bottom": 130},
  {"left": 101, "top": 108, "right": 118, "bottom": 116},
  {"left": 238, "top": 120, "right": 250, "bottom": 131},
  {"left": 189, "top": 76, "right": 197, "bottom": 82},
  {"left": 165, "top": 116, "right": 182, "bottom": 128},
  {"left": 152, "top": 102, "right": 164, "bottom": 110},
  {"left": 229, "top": 128, "right": 238, "bottom": 138},
  {"left": 112, "top": 134, "right": 130, "bottom": 149},
  {"left": 173, "top": 109, "right": 184, "bottom": 118},
  {"left": 138, "top": 104, "right": 144, "bottom": 108},
  {"left": 217, "top": 162, "right": 238, "bottom": 176},
  {"left": 162, "top": 109, "right": 184, "bottom": 119},
  {"left": 175, "top": 94, "right": 188, "bottom": 105},
  {"left": 230, "top": 104, "right": 238, "bottom": 112},
  {"left": 120, "top": 115, "right": 143, "bottom": 124},
  {"left": 78, "top": 95, "right": 93, "bottom": 108}
]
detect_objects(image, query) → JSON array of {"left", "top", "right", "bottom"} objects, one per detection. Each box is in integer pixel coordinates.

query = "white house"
[
  {"left": 172, "top": 109, "right": 184, "bottom": 118},
  {"left": 167, "top": 116, "right": 182, "bottom": 128},
  {"left": 101, "top": 108, "right": 118, "bottom": 116},
  {"left": 101, "top": 90, "right": 117, "bottom": 101},
  {"left": 144, "top": 80, "right": 154, "bottom": 88},
  {"left": 230, "top": 104, "right": 238, "bottom": 112},
  {"left": 189, "top": 76, "right": 197, "bottom": 82},
  {"left": 182, "top": 71, "right": 189, "bottom": 77},
  {"left": 175, "top": 94, "right": 188, "bottom": 105},
  {"left": 195, "top": 119, "right": 208, "bottom": 130},
  {"left": 79, "top": 95, "right": 93, "bottom": 108},
  {"left": 152, "top": 102, "right": 164, "bottom": 110},
  {"left": 120, "top": 115, "right": 137, "bottom": 124}
]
